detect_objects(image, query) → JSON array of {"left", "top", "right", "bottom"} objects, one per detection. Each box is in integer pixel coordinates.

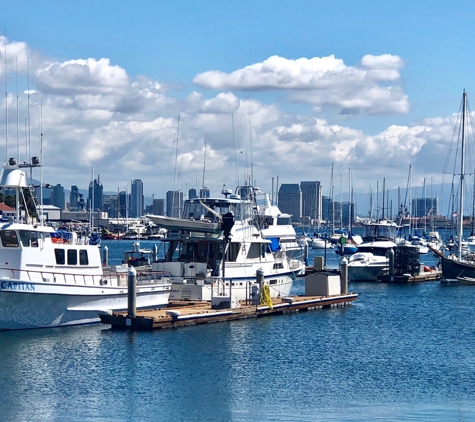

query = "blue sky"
[{"left": 1, "top": 0, "right": 475, "bottom": 214}]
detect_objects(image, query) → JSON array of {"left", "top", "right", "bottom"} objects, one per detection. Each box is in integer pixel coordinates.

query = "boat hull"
[
  {"left": 348, "top": 262, "right": 388, "bottom": 282},
  {"left": 0, "top": 280, "right": 171, "bottom": 330},
  {"left": 440, "top": 256, "right": 475, "bottom": 284}
]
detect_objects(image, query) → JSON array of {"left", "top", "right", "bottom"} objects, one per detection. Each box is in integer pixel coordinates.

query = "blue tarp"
[
  {"left": 51, "top": 229, "right": 73, "bottom": 240},
  {"left": 269, "top": 238, "right": 281, "bottom": 252}
]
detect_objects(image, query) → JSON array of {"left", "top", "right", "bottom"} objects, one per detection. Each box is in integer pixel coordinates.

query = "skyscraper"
[
  {"left": 152, "top": 198, "right": 165, "bottom": 215},
  {"left": 51, "top": 184, "right": 65, "bottom": 209},
  {"left": 166, "top": 191, "right": 183, "bottom": 217},
  {"left": 70, "top": 185, "right": 80, "bottom": 211},
  {"left": 278, "top": 184, "right": 301, "bottom": 221},
  {"left": 130, "top": 179, "right": 144, "bottom": 218},
  {"left": 199, "top": 186, "right": 210, "bottom": 198},
  {"left": 300, "top": 181, "right": 322, "bottom": 224},
  {"left": 87, "top": 175, "right": 103, "bottom": 212}
]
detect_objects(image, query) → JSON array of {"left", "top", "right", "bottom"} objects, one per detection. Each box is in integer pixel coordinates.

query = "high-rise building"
[
  {"left": 411, "top": 197, "right": 439, "bottom": 218},
  {"left": 130, "top": 179, "right": 144, "bottom": 218},
  {"left": 118, "top": 191, "right": 128, "bottom": 218},
  {"left": 70, "top": 185, "right": 80, "bottom": 211},
  {"left": 87, "top": 175, "right": 103, "bottom": 212},
  {"left": 199, "top": 186, "right": 210, "bottom": 198},
  {"left": 166, "top": 191, "right": 183, "bottom": 217},
  {"left": 152, "top": 198, "right": 165, "bottom": 215},
  {"left": 51, "top": 184, "right": 65, "bottom": 209},
  {"left": 188, "top": 188, "right": 197, "bottom": 200},
  {"left": 322, "top": 196, "right": 332, "bottom": 223},
  {"left": 300, "top": 181, "right": 322, "bottom": 223},
  {"left": 278, "top": 184, "right": 301, "bottom": 221}
]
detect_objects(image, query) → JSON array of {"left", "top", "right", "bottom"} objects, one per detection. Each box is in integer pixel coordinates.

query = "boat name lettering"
[{"left": 0, "top": 281, "right": 35, "bottom": 291}]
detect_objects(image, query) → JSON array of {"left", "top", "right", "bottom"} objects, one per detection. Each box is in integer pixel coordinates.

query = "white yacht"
[
  {"left": 347, "top": 220, "right": 399, "bottom": 282},
  {"left": 147, "top": 188, "right": 305, "bottom": 303},
  {"left": 235, "top": 185, "right": 306, "bottom": 261},
  {"left": 0, "top": 160, "right": 171, "bottom": 330}
]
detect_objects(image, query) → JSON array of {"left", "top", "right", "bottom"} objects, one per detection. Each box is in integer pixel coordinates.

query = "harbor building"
[{"left": 278, "top": 184, "right": 302, "bottom": 221}]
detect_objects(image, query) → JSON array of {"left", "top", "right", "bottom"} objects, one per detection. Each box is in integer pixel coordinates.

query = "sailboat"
[{"left": 432, "top": 91, "right": 475, "bottom": 284}]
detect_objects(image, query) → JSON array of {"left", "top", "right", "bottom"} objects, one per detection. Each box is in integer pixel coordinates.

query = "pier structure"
[{"left": 99, "top": 256, "right": 357, "bottom": 331}]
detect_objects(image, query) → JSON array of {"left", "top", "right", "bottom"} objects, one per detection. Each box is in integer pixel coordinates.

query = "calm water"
[{"left": 1, "top": 239, "right": 474, "bottom": 421}]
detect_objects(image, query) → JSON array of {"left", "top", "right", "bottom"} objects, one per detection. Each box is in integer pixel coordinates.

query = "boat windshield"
[
  {"left": 364, "top": 223, "right": 397, "bottom": 240},
  {"left": 183, "top": 199, "right": 253, "bottom": 221}
]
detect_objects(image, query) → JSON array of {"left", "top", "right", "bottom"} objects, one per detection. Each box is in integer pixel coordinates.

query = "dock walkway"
[{"left": 100, "top": 293, "right": 358, "bottom": 331}]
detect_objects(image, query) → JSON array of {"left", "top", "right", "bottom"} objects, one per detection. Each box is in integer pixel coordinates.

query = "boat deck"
[{"left": 99, "top": 293, "right": 358, "bottom": 331}]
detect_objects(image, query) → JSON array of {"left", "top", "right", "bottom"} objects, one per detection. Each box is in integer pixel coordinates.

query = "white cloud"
[
  {"left": 0, "top": 35, "right": 461, "bottom": 205},
  {"left": 193, "top": 54, "right": 408, "bottom": 116}
]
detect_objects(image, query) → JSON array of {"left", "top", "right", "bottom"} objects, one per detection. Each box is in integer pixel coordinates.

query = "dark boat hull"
[{"left": 440, "top": 256, "right": 475, "bottom": 283}]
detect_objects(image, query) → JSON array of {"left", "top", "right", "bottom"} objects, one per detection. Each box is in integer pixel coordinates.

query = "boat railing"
[
  {"left": 0, "top": 267, "right": 172, "bottom": 287},
  {"left": 0, "top": 267, "right": 103, "bottom": 285}
]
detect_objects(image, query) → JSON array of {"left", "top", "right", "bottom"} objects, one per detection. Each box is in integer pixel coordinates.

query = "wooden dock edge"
[{"left": 99, "top": 293, "right": 358, "bottom": 331}]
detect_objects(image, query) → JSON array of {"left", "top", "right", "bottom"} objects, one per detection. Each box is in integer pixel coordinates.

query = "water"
[{"left": 1, "top": 240, "right": 474, "bottom": 421}]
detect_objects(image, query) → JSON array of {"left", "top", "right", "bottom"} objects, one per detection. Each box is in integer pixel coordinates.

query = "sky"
[{"left": 1, "top": 0, "right": 475, "bottom": 214}]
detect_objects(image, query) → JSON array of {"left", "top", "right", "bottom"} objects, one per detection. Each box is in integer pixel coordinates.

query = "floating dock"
[
  {"left": 377, "top": 270, "right": 442, "bottom": 283},
  {"left": 99, "top": 293, "right": 358, "bottom": 331}
]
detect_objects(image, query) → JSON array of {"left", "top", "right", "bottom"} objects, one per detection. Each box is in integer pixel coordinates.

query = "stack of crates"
[{"left": 393, "top": 246, "right": 420, "bottom": 276}]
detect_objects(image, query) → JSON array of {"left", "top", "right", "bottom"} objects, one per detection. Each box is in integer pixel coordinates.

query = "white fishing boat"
[
  {"left": 347, "top": 220, "right": 399, "bottom": 281},
  {"left": 0, "top": 161, "right": 171, "bottom": 330},
  {"left": 148, "top": 188, "right": 305, "bottom": 302}
]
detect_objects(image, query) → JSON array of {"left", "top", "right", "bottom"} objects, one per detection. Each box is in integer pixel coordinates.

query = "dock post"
[
  {"left": 389, "top": 248, "right": 395, "bottom": 282},
  {"left": 253, "top": 269, "right": 264, "bottom": 305},
  {"left": 102, "top": 246, "right": 109, "bottom": 266},
  {"left": 127, "top": 266, "right": 137, "bottom": 318},
  {"left": 340, "top": 257, "right": 348, "bottom": 294}
]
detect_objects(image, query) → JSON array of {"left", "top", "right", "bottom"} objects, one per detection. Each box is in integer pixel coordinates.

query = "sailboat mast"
[{"left": 458, "top": 91, "right": 467, "bottom": 260}]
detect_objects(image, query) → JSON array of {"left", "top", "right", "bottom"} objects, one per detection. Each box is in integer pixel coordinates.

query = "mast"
[{"left": 458, "top": 91, "right": 467, "bottom": 260}]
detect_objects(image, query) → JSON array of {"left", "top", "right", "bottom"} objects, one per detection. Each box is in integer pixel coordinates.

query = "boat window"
[
  {"left": 55, "top": 249, "right": 65, "bottom": 265},
  {"left": 0, "top": 230, "right": 19, "bottom": 248},
  {"left": 247, "top": 243, "right": 261, "bottom": 259},
  {"left": 30, "top": 231, "right": 39, "bottom": 248},
  {"left": 79, "top": 250, "right": 89, "bottom": 265},
  {"left": 277, "top": 216, "right": 292, "bottom": 225},
  {"left": 227, "top": 243, "right": 240, "bottom": 262},
  {"left": 68, "top": 250, "right": 78, "bottom": 265},
  {"left": 19, "top": 230, "right": 30, "bottom": 247}
]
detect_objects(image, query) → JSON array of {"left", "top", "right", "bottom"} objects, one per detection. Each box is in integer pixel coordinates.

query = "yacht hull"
[{"left": 0, "top": 280, "right": 171, "bottom": 330}]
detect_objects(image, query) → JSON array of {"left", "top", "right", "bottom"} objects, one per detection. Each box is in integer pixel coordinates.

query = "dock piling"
[
  {"left": 340, "top": 257, "right": 348, "bottom": 294},
  {"left": 389, "top": 248, "right": 395, "bottom": 282},
  {"left": 127, "top": 266, "right": 137, "bottom": 318},
  {"left": 102, "top": 246, "right": 108, "bottom": 266}
]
